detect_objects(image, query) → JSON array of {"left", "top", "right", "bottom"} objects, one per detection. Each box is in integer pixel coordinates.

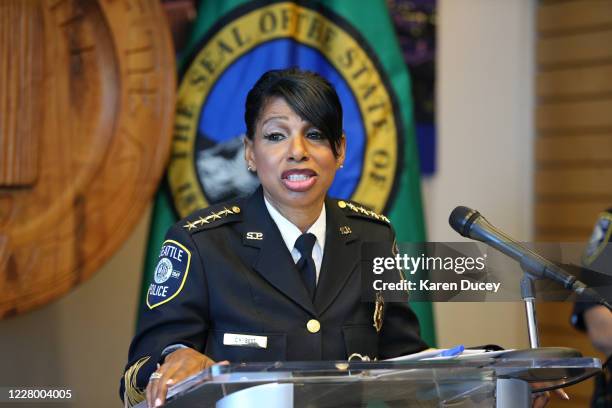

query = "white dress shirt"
[{"left": 264, "top": 197, "right": 326, "bottom": 283}]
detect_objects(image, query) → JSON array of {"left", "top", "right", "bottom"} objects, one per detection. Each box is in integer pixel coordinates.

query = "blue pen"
[{"left": 439, "top": 344, "right": 465, "bottom": 357}]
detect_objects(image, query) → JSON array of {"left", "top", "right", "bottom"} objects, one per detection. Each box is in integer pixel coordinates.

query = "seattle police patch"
[
  {"left": 583, "top": 212, "right": 612, "bottom": 266},
  {"left": 168, "top": 1, "right": 402, "bottom": 217},
  {"left": 147, "top": 240, "right": 192, "bottom": 309}
]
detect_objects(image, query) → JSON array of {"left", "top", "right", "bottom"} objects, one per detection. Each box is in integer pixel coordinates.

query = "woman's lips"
[{"left": 281, "top": 169, "right": 318, "bottom": 192}]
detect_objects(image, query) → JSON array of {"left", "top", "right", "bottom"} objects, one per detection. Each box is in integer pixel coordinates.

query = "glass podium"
[{"left": 136, "top": 354, "right": 601, "bottom": 408}]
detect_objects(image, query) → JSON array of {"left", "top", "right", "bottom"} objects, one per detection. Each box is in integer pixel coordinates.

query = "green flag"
[{"left": 140, "top": 0, "right": 435, "bottom": 346}]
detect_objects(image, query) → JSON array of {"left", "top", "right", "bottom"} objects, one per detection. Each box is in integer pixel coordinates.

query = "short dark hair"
[{"left": 244, "top": 68, "right": 343, "bottom": 157}]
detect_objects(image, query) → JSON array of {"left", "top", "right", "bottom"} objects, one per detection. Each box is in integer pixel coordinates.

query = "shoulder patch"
[
  {"left": 583, "top": 211, "right": 612, "bottom": 266},
  {"left": 336, "top": 200, "right": 390, "bottom": 225},
  {"left": 182, "top": 205, "right": 242, "bottom": 233},
  {"left": 147, "top": 240, "right": 191, "bottom": 309}
]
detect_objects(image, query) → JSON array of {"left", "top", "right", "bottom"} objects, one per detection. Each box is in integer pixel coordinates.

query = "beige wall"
[
  {"left": 0, "top": 207, "right": 150, "bottom": 407},
  {"left": 425, "top": 0, "right": 535, "bottom": 349},
  {"left": 0, "top": 0, "right": 539, "bottom": 406}
]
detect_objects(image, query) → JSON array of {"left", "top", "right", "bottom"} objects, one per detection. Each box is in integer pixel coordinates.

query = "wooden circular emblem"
[{"left": 0, "top": 0, "right": 175, "bottom": 318}]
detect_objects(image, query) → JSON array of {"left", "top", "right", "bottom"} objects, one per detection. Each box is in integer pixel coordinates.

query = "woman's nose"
[{"left": 288, "top": 134, "right": 309, "bottom": 161}]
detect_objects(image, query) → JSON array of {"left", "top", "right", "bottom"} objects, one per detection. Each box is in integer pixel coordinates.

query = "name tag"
[{"left": 223, "top": 333, "right": 268, "bottom": 349}]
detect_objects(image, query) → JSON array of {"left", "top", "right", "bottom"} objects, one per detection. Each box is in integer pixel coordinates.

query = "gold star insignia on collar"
[
  {"left": 183, "top": 205, "right": 242, "bottom": 231},
  {"left": 183, "top": 221, "right": 198, "bottom": 231},
  {"left": 217, "top": 207, "right": 233, "bottom": 216},
  {"left": 337, "top": 200, "right": 390, "bottom": 223}
]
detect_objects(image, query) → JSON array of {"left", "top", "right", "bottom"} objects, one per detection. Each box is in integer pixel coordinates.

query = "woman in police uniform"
[{"left": 121, "top": 68, "right": 427, "bottom": 407}]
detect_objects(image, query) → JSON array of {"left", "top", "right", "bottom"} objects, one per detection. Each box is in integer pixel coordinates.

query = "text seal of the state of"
[{"left": 169, "top": 1, "right": 403, "bottom": 217}]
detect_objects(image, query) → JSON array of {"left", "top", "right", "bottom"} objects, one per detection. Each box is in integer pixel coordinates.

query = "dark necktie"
[{"left": 294, "top": 233, "right": 317, "bottom": 300}]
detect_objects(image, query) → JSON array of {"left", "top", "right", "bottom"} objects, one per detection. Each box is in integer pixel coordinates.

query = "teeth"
[{"left": 287, "top": 174, "right": 310, "bottom": 181}]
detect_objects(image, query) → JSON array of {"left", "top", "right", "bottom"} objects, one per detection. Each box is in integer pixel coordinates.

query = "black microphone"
[{"left": 449, "top": 206, "right": 611, "bottom": 309}]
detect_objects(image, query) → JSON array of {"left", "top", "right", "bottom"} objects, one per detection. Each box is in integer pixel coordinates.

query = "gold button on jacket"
[{"left": 307, "top": 319, "right": 321, "bottom": 333}]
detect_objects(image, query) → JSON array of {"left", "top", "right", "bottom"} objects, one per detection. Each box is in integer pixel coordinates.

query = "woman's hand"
[
  {"left": 531, "top": 384, "right": 570, "bottom": 408},
  {"left": 145, "top": 348, "right": 225, "bottom": 407}
]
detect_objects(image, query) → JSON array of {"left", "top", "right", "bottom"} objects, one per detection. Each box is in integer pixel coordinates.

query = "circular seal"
[
  {"left": 0, "top": 0, "right": 174, "bottom": 318},
  {"left": 154, "top": 258, "right": 174, "bottom": 284},
  {"left": 169, "top": 1, "right": 402, "bottom": 217}
]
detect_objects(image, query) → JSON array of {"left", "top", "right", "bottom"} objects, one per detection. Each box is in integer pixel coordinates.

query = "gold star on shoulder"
[
  {"left": 336, "top": 200, "right": 390, "bottom": 223},
  {"left": 217, "top": 207, "right": 233, "bottom": 216},
  {"left": 183, "top": 221, "right": 198, "bottom": 231},
  {"left": 183, "top": 206, "right": 241, "bottom": 230}
]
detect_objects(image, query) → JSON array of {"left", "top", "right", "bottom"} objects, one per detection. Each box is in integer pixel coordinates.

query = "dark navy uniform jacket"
[{"left": 120, "top": 187, "right": 427, "bottom": 404}]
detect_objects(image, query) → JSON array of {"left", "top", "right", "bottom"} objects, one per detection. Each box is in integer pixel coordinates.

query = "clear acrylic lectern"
[{"left": 135, "top": 354, "right": 600, "bottom": 408}]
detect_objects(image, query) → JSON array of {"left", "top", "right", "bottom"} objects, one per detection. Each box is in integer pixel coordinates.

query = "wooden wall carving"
[{"left": 0, "top": 0, "right": 175, "bottom": 318}]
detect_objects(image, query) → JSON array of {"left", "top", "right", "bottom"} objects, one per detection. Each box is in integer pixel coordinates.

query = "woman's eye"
[
  {"left": 263, "top": 132, "right": 285, "bottom": 142},
  {"left": 307, "top": 131, "right": 324, "bottom": 140}
]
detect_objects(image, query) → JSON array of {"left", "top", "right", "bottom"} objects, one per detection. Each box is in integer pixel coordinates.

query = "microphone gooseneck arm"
[{"left": 449, "top": 206, "right": 612, "bottom": 311}]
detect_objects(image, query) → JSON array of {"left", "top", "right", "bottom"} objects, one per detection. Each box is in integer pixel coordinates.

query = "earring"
[
  {"left": 339, "top": 164, "right": 344, "bottom": 169},
  {"left": 247, "top": 165, "right": 255, "bottom": 172}
]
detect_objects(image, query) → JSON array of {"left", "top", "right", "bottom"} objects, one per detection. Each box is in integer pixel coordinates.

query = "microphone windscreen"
[{"left": 449, "top": 206, "right": 480, "bottom": 238}]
